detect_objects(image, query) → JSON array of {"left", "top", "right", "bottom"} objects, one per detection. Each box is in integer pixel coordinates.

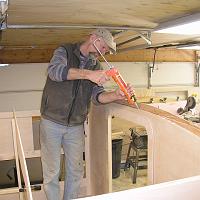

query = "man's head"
[
  {"left": 92, "top": 29, "right": 116, "bottom": 54},
  {"left": 80, "top": 28, "right": 116, "bottom": 57},
  {"left": 85, "top": 29, "right": 115, "bottom": 57}
]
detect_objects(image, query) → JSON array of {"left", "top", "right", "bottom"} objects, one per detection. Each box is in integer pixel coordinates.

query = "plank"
[
  {"left": 13, "top": 111, "right": 33, "bottom": 200},
  {"left": 11, "top": 119, "right": 23, "bottom": 200}
]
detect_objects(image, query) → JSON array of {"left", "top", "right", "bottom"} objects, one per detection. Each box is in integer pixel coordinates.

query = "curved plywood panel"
[
  {"left": 88, "top": 101, "right": 200, "bottom": 195},
  {"left": 121, "top": 101, "right": 200, "bottom": 135}
]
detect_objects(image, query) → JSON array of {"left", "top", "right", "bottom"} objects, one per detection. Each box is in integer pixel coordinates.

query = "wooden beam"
[
  {"left": 106, "top": 48, "right": 196, "bottom": 62},
  {"left": 0, "top": 48, "right": 54, "bottom": 64},
  {"left": 0, "top": 48, "right": 195, "bottom": 64}
]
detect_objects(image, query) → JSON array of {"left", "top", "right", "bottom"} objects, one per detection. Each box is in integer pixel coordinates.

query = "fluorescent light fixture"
[
  {"left": 155, "top": 13, "right": 200, "bottom": 35},
  {"left": 0, "top": 64, "right": 9, "bottom": 67},
  {"left": 177, "top": 44, "right": 200, "bottom": 50},
  {"left": 156, "top": 21, "right": 200, "bottom": 35}
]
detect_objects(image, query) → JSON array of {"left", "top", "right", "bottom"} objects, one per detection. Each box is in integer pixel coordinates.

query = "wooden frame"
[
  {"left": 0, "top": 101, "right": 200, "bottom": 199},
  {"left": 0, "top": 110, "right": 91, "bottom": 199},
  {"left": 88, "top": 101, "right": 200, "bottom": 195},
  {"left": 12, "top": 112, "right": 33, "bottom": 200}
]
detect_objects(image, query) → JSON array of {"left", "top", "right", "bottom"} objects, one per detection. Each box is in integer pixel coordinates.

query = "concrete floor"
[
  {"left": 112, "top": 117, "right": 148, "bottom": 192},
  {"left": 112, "top": 168, "right": 148, "bottom": 192}
]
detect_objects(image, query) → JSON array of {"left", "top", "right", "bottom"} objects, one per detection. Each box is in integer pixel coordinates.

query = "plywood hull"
[{"left": 0, "top": 101, "right": 200, "bottom": 199}]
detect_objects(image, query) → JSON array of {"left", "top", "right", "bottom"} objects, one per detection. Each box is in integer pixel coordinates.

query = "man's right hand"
[{"left": 86, "top": 70, "right": 110, "bottom": 86}]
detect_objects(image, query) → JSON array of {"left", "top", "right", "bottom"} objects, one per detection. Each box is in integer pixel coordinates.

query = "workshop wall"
[
  {"left": 0, "top": 62, "right": 198, "bottom": 112},
  {"left": 102, "top": 62, "right": 195, "bottom": 88}
]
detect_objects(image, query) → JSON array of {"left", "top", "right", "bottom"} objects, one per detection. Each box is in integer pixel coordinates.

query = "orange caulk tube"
[
  {"left": 106, "top": 68, "right": 139, "bottom": 108},
  {"left": 106, "top": 68, "right": 134, "bottom": 105}
]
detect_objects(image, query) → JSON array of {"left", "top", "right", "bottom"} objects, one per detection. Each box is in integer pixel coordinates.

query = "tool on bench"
[
  {"left": 177, "top": 96, "right": 196, "bottom": 115},
  {"left": 93, "top": 39, "right": 139, "bottom": 109}
]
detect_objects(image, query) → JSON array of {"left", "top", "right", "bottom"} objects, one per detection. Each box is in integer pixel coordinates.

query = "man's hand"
[
  {"left": 87, "top": 70, "right": 110, "bottom": 86},
  {"left": 114, "top": 83, "right": 135, "bottom": 100},
  {"left": 97, "top": 83, "right": 135, "bottom": 104}
]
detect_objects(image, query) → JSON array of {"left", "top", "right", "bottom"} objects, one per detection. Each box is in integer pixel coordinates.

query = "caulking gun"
[{"left": 93, "top": 39, "right": 139, "bottom": 109}]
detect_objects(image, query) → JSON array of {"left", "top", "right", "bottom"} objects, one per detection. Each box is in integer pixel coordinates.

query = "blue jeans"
[{"left": 40, "top": 118, "right": 84, "bottom": 200}]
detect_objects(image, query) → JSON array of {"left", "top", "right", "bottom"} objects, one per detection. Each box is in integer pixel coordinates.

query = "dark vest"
[{"left": 40, "top": 43, "right": 101, "bottom": 126}]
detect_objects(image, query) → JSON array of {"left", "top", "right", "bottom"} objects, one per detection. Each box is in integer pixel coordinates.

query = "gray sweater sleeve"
[
  {"left": 91, "top": 85, "right": 105, "bottom": 105},
  {"left": 48, "top": 47, "right": 69, "bottom": 82}
]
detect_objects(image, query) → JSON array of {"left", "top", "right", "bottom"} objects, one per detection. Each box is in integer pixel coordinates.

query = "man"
[{"left": 40, "top": 28, "right": 133, "bottom": 200}]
